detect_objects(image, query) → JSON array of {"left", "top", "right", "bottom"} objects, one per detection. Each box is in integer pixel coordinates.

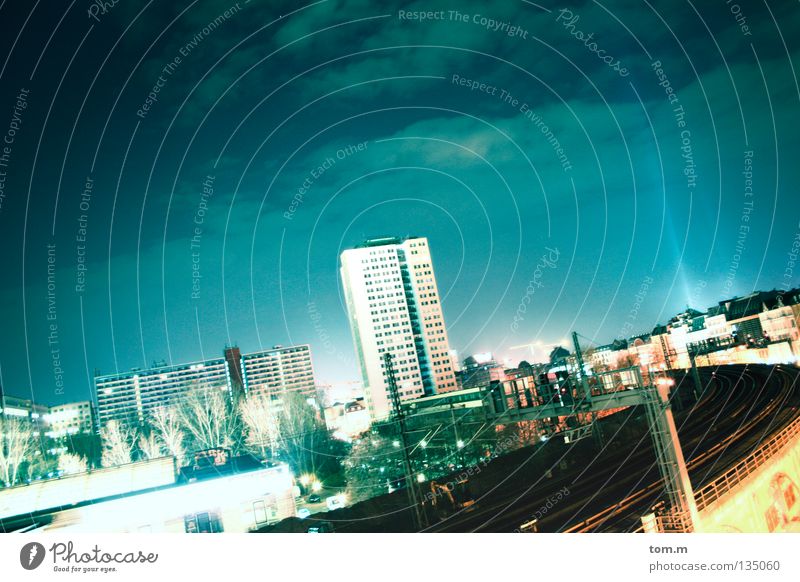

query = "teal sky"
[{"left": 0, "top": 0, "right": 799, "bottom": 404}]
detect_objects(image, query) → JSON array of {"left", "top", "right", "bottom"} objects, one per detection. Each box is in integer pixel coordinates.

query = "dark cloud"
[{"left": 0, "top": 0, "right": 798, "bottom": 401}]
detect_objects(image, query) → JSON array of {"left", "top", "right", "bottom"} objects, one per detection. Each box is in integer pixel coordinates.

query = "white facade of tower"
[{"left": 340, "top": 237, "right": 457, "bottom": 420}]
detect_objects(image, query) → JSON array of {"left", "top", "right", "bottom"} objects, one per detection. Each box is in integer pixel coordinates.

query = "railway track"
[
  {"left": 561, "top": 365, "right": 799, "bottom": 532},
  {"left": 426, "top": 364, "right": 800, "bottom": 532}
]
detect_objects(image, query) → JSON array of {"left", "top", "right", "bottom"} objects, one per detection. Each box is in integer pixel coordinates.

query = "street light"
[
  {"left": 311, "top": 480, "right": 322, "bottom": 492},
  {"left": 456, "top": 439, "right": 465, "bottom": 449}
]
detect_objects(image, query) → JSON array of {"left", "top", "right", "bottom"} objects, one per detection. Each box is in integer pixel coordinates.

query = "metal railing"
[
  {"left": 695, "top": 413, "right": 800, "bottom": 511},
  {"left": 655, "top": 509, "right": 694, "bottom": 533}
]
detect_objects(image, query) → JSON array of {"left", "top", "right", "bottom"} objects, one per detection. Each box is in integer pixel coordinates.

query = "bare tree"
[
  {"left": 239, "top": 393, "right": 280, "bottom": 458},
  {"left": 100, "top": 420, "right": 135, "bottom": 467},
  {"left": 343, "top": 432, "right": 395, "bottom": 503},
  {"left": 0, "top": 416, "right": 36, "bottom": 487},
  {"left": 138, "top": 432, "right": 162, "bottom": 460},
  {"left": 497, "top": 419, "right": 540, "bottom": 450},
  {"left": 149, "top": 406, "right": 186, "bottom": 465},
  {"left": 58, "top": 452, "right": 87, "bottom": 476},
  {"left": 25, "top": 454, "right": 58, "bottom": 483},
  {"left": 178, "top": 386, "right": 241, "bottom": 453},
  {"left": 277, "top": 392, "right": 341, "bottom": 478}
]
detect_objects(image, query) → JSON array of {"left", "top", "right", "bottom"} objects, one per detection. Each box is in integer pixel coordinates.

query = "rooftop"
[{"left": 354, "top": 236, "right": 421, "bottom": 248}]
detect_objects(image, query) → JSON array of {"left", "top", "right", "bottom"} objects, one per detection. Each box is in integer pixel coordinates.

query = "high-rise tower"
[{"left": 340, "top": 236, "right": 457, "bottom": 420}]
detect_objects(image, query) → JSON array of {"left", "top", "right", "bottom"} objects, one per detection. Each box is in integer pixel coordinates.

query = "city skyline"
[
  {"left": 0, "top": 0, "right": 799, "bottom": 409},
  {"left": 2, "top": 0, "right": 800, "bottom": 544},
  {"left": 1, "top": 269, "right": 797, "bottom": 408}
]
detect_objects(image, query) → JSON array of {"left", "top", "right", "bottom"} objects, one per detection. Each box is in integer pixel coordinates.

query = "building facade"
[
  {"left": 95, "top": 344, "right": 316, "bottom": 427},
  {"left": 241, "top": 345, "right": 315, "bottom": 401},
  {"left": 458, "top": 354, "right": 507, "bottom": 391},
  {"left": 0, "top": 394, "right": 49, "bottom": 434},
  {"left": 44, "top": 401, "right": 95, "bottom": 438},
  {"left": 96, "top": 357, "right": 232, "bottom": 427},
  {"left": 340, "top": 236, "right": 457, "bottom": 420},
  {"left": 581, "top": 289, "right": 800, "bottom": 376}
]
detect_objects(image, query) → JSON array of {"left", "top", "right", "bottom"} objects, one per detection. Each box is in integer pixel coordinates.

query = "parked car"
[
  {"left": 307, "top": 521, "right": 334, "bottom": 533},
  {"left": 326, "top": 495, "right": 345, "bottom": 511}
]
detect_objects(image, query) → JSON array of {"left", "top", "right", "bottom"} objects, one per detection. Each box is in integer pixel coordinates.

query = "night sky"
[{"left": 0, "top": 0, "right": 798, "bottom": 406}]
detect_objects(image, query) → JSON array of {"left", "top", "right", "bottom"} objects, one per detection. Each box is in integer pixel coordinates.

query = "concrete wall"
[
  {"left": 696, "top": 430, "right": 800, "bottom": 532},
  {"left": 0, "top": 457, "right": 176, "bottom": 520},
  {"left": 43, "top": 464, "right": 297, "bottom": 533}
]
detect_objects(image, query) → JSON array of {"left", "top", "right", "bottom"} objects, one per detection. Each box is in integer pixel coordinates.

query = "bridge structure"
[
  {"left": 400, "top": 361, "right": 699, "bottom": 532},
  {"left": 295, "top": 362, "right": 797, "bottom": 533},
  {"left": 690, "top": 413, "right": 800, "bottom": 533}
]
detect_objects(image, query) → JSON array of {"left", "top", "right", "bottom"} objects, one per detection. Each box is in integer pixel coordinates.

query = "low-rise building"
[
  {"left": 457, "top": 354, "right": 507, "bottom": 390},
  {"left": 323, "top": 398, "right": 371, "bottom": 440},
  {"left": 44, "top": 401, "right": 95, "bottom": 438},
  {"left": 0, "top": 394, "right": 49, "bottom": 434},
  {"left": 95, "top": 344, "right": 318, "bottom": 428}
]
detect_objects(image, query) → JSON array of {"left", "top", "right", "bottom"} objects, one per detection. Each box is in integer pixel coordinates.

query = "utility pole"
[
  {"left": 451, "top": 402, "right": 464, "bottom": 467},
  {"left": 688, "top": 349, "right": 703, "bottom": 401},
  {"left": 643, "top": 379, "right": 699, "bottom": 531},
  {"left": 659, "top": 335, "right": 673, "bottom": 371},
  {"left": 572, "top": 331, "right": 585, "bottom": 377},
  {"left": 572, "top": 331, "right": 591, "bottom": 402},
  {"left": 571, "top": 331, "right": 602, "bottom": 446},
  {"left": 384, "top": 352, "right": 425, "bottom": 531}
]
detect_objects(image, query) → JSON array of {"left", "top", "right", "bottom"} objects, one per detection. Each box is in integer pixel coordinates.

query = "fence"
[{"left": 694, "top": 414, "right": 800, "bottom": 511}]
